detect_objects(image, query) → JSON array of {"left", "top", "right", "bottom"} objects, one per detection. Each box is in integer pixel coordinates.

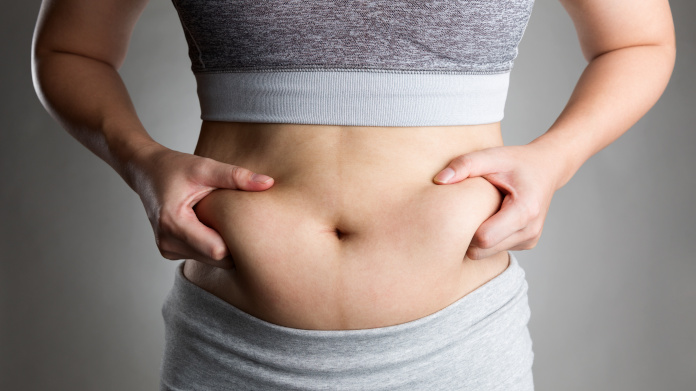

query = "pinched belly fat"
[{"left": 190, "top": 173, "right": 506, "bottom": 330}]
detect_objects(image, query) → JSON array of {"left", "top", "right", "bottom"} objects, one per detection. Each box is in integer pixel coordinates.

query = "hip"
[{"left": 162, "top": 252, "right": 534, "bottom": 390}]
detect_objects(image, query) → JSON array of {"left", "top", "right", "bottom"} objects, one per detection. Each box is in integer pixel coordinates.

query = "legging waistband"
[{"left": 160, "top": 251, "right": 534, "bottom": 390}]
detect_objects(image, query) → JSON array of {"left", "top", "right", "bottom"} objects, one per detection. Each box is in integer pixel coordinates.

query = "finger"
[
  {"left": 199, "top": 160, "right": 274, "bottom": 191},
  {"left": 433, "top": 148, "right": 510, "bottom": 185},
  {"left": 466, "top": 230, "right": 523, "bottom": 260},
  {"left": 469, "top": 196, "right": 531, "bottom": 252},
  {"left": 467, "top": 228, "right": 540, "bottom": 260},
  {"left": 172, "top": 208, "right": 235, "bottom": 265},
  {"left": 159, "top": 235, "right": 236, "bottom": 269}
]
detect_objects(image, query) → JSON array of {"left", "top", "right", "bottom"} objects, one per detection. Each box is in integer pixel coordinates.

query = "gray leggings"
[{"left": 159, "top": 252, "right": 534, "bottom": 390}]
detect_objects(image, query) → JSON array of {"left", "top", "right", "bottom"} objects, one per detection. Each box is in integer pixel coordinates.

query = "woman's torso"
[{"left": 184, "top": 121, "right": 509, "bottom": 330}]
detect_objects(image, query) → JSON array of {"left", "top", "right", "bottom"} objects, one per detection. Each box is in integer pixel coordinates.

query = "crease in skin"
[{"left": 186, "top": 121, "right": 509, "bottom": 330}]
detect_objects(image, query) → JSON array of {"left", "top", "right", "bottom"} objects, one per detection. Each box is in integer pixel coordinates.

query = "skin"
[
  {"left": 32, "top": 0, "right": 675, "bottom": 328},
  {"left": 435, "top": 0, "right": 676, "bottom": 259},
  {"left": 186, "top": 122, "right": 509, "bottom": 329}
]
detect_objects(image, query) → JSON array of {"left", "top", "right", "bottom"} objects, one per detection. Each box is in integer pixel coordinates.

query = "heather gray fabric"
[
  {"left": 171, "top": 0, "right": 535, "bottom": 73},
  {"left": 159, "top": 252, "right": 534, "bottom": 391},
  {"left": 194, "top": 71, "right": 510, "bottom": 126},
  {"left": 170, "top": 0, "right": 535, "bottom": 125}
]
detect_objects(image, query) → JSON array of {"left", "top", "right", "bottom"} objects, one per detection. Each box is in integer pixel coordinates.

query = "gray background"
[{"left": 1, "top": 1, "right": 694, "bottom": 390}]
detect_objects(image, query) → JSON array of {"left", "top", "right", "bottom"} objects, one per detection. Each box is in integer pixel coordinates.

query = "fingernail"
[
  {"left": 251, "top": 173, "right": 273, "bottom": 183},
  {"left": 434, "top": 167, "right": 455, "bottom": 183}
]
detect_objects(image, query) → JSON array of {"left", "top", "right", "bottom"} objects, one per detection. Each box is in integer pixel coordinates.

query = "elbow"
[
  {"left": 584, "top": 41, "right": 675, "bottom": 64},
  {"left": 30, "top": 38, "right": 61, "bottom": 113},
  {"left": 662, "top": 42, "right": 677, "bottom": 76},
  {"left": 585, "top": 42, "right": 677, "bottom": 83},
  {"left": 31, "top": 41, "right": 51, "bottom": 110},
  {"left": 31, "top": 28, "right": 60, "bottom": 103},
  {"left": 647, "top": 42, "right": 677, "bottom": 87}
]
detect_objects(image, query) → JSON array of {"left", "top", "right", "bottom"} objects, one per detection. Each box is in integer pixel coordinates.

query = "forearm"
[
  {"left": 530, "top": 43, "right": 676, "bottom": 190},
  {"left": 32, "top": 49, "right": 164, "bottom": 191}
]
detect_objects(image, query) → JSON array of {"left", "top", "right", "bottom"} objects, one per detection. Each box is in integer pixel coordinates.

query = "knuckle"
[
  {"left": 453, "top": 155, "right": 473, "bottom": 172},
  {"left": 519, "top": 234, "right": 540, "bottom": 250},
  {"left": 475, "top": 232, "right": 495, "bottom": 249},
  {"left": 518, "top": 199, "right": 539, "bottom": 221},
  {"left": 208, "top": 246, "right": 227, "bottom": 261},
  {"left": 478, "top": 239, "right": 492, "bottom": 250},
  {"left": 526, "top": 200, "right": 541, "bottom": 219},
  {"left": 467, "top": 247, "right": 485, "bottom": 260},
  {"left": 159, "top": 249, "right": 180, "bottom": 260},
  {"left": 532, "top": 225, "right": 543, "bottom": 238},
  {"left": 157, "top": 238, "right": 176, "bottom": 253},
  {"left": 230, "top": 165, "right": 249, "bottom": 184},
  {"left": 521, "top": 241, "right": 537, "bottom": 250},
  {"left": 526, "top": 221, "right": 543, "bottom": 240},
  {"left": 189, "top": 159, "right": 212, "bottom": 179}
]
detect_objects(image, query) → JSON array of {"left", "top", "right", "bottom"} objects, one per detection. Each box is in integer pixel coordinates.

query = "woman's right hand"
[{"left": 129, "top": 143, "right": 274, "bottom": 269}]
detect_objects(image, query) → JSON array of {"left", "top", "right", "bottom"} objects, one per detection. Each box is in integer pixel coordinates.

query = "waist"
[
  {"left": 192, "top": 120, "right": 505, "bottom": 185},
  {"left": 187, "top": 121, "right": 508, "bottom": 330},
  {"left": 162, "top": 253, "right": 533, "bottom": 390}
]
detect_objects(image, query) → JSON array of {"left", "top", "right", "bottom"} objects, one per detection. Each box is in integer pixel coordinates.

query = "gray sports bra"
[{"left": 171, "top": 0, "right": 535, "bottom": 126}]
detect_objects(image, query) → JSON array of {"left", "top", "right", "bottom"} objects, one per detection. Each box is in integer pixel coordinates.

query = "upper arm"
[
  {"left": 32, "top": 0, "right": 150, "bottom": 69},
  {"left": 557, "top": 0, "right": 676, "bottom": 62}
]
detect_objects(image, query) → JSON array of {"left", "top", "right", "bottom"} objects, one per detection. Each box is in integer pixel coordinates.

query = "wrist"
[
  {"left": 124, "top": 142, "right": 172, "bottom": 195},
  {"left": 102, "top": 117, "right": 167, "bottom": 192},
  {"left": 527, "top": 132, "right": 585, "bottom": 191}
]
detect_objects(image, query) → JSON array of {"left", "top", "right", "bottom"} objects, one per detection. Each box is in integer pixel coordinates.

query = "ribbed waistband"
[
  {"left": 194, "top": 70, "right": 510, "bottom": 127},
  {"left": 160, "top": 252, "right": 534, "bottom": 390}
]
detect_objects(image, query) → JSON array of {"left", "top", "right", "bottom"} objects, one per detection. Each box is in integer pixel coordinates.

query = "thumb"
[
  {"left": 206, "top": 161, "right": 274, "bottom": 191},
  {"left": 433, "top": 148, "right": 504, "bottom": 185}
]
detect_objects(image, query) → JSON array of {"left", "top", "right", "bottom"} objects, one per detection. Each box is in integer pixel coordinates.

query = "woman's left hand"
[{"left": 433, "top": 143, "right": 567, "bottom": 260}]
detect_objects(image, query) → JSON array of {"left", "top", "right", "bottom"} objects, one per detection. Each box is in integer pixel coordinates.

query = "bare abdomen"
[{"left": 184, "top": 122, "right": 510, "bottom": 330}]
